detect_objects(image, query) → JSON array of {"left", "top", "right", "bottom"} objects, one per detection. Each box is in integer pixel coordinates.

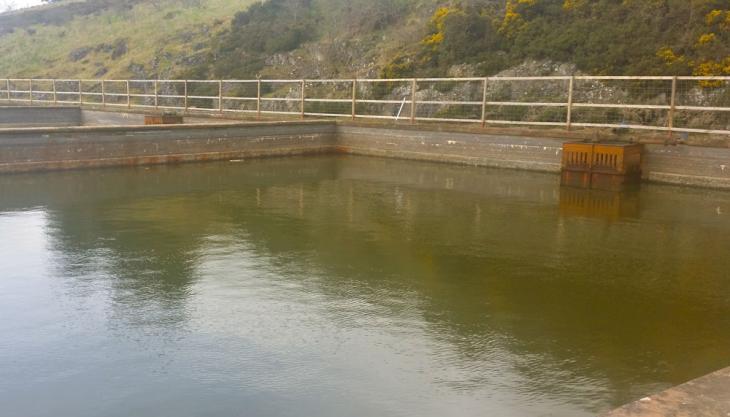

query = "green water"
[{"left": 1, "top": 155, "right": 730, "bottom": 417}]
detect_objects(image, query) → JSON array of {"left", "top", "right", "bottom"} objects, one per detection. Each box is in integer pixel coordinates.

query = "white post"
[
  {"left": 410, "top": 79, "right": 417, "bottom": 124},
  {"left": 218, "top": 80, "right": 223, "bottom": 112},
  {"left": 566, "top": 76, "right": 575, "bottom": 130},
  {"left": 668, "top": 76, "right": 677, "bottom": 136},
  {"left": 351, "top": 79, "right": 357, "bottom": 120},
  {"left": 256, "top": 78, "right": 261, "bottom": 119},
  {"left": 300, "top": 79, "right": 305, "bottom": 119},
  {"left": 481, "top": 77, "right": 488, "bottom": 128},
  {"left": 184, "top": 80, "right": 188, "bottom": 111}
]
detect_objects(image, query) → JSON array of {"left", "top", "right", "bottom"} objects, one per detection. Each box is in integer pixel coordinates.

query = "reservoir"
[{"left": 1, "top": 155, "right": 730, "bottom": 416}]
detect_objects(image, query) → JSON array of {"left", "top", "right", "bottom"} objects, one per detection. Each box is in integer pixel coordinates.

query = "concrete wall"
[
  {"left": 0, "top": 121, "right": 337, "bottom": 173},
  {"left": 0, "top": 106, "right": 82, "bottom": 127},
  {"left": 338, "top": 124, "right": 730, "bottom": 190},
  {"left": 338, "top": 125, "right": 564, "bottom": 173},
  {"left": 0, "top": 111, "right": 729, "bottom": 190}
]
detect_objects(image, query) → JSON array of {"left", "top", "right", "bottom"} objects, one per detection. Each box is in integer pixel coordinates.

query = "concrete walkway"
[{"left": 604, "top": 367, "right": 730, "bottom": 417}]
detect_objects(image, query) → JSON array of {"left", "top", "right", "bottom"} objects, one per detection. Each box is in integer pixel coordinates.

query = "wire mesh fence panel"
[
  {"left": 81, "top": 80, "right": 104, "bottom": 105},
  {"left": 155, "top": 81, "right": 185, "bottom": 110},
  {"left": 303, "top": 80, "right": 353, "bottom": 117},
  {"left": 485, "top": 78, "right": 569, "bottom": 125},
  {"left": 8, "top": 79, "right": 31, "bottom": 102},
  {"left": 415, "top": 79, "right": 483, "bottom": 122},
  {"left": 674, "top": 78, "right": 730, "bottom": 133},
  {"left": 260, "top": 81, "right": 301, "bottom": 114},
  {"left": 102, "top": 81, "right": 129, "bottom": 106},
  {"left": 571, "top": 77, "right": 672, "bottom": 129},
  {"left": 2, "top": 77, "right": 730, "bottom": 135},
  {"left": 29, "top": 79, "right": 54, "bottom": 103},
  {"left": 186, "top": 80, "right": 219, "bottom": 110},
  {"left": 128, "top": 80, "right": 156, "bottom": 108},
  {"left": 355, "top": 79, "right": 413, "bottom": 120},
  {"left": 54, "top": 80, "right": 82, "bottom": 104},
  {"left": 222, "top": 81, "right": 258, "bottom": 113}
]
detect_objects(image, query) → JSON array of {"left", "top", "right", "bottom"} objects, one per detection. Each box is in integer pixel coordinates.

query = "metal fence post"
[
  {"left": 28, "top": 79, "right": 33, "bottom": 105},
  {"left": 126, "top": 80, "right": 131, "bottom": 108},
  {"left": 300, "top": 79, "right": 305, "bottom": 119},
  {"left": 410, "top": 78, "right": 417, "bottom": 124},
  {"left": 101, "top": 80, "right": 106, "bottom": 107},
  {"left": 481, "top": 77, "right": 488, "bottom": 128},
  {"left": 566, "top": 76, "right": 575, "bottom": 130},
  {"left": 154, "top": 80, "right": 159, "bottom": 109},
  {"left": 256, "top": 78, "right": 262, "bottom": 119},
  {"left": 6, "top": 79, "right": 10, "bottom": 102},
  {"left": 184, "top": 80, "right": 188, "bottom": 111},
  {"left": 352, "top": 79, "right": 357, "bottom": 120},
  {"left": 218, "top": 80, "right": 223, "bottom": 113},
  {"left": 52, "top": 79, "right": 57, "bottom": 104},
  {"left": 78, "top": 80, "right": 82, "bottom": 104},
  {"left": 668, "top": 76, "right": 677, "bottom": 137}
]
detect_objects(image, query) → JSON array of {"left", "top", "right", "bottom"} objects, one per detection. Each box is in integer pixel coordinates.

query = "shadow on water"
[{"left": 1, "top": 155, "right": 730, "bottom": 415}]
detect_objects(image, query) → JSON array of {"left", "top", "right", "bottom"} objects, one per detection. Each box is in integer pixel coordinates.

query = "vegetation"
[{"left": 0, "top": 0, "right": 729, "bottom": 79}]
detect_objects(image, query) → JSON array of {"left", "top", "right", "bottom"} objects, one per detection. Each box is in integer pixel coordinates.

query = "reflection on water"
[
  {"left": 559, "top": 187, "right": 641, "bottom": 220},
  {"left": 1, "top": 156, "right": 730, "bottom": 417}
]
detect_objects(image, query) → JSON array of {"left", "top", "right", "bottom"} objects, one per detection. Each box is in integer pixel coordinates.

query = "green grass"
[{"left": 0, "top": 0, "right": 257, "bottom": 78}]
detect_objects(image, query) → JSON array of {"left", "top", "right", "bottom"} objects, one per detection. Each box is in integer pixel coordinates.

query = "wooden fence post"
[
  {"left": 78, "top": 80, "right": 82, "bottom": 104},
  {"left": 126, "top": 80, "right": 131, "bottom": 108},
  {"left": 154, "top": 80, "right": 159, "bottom": 109},
  {"left": 28, "top": 79, "right": 33, "bottom": 105},
  {"left": 101, "top": 80, "right": 106, "bottom": 107},
  {"left": 6, "top": 79, "right": 10, "bottom": 102},
  {"left": 52, "top": 79, "right": 57, "bottom": 104}
]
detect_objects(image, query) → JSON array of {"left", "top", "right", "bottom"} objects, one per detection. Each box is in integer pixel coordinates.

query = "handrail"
[{"left": 0, "top": 76, "right": 728, "bottom": 136}]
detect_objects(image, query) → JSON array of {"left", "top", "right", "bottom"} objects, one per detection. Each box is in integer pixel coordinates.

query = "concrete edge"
[
  {"left": 0, "top": 119, "right": 336, "bottom": 135},
  {"left": 603, "top": 367, "right": 730, "bottom": 416}
]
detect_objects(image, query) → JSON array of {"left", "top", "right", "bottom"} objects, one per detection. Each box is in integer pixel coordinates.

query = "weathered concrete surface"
[
  {"left": 337, "top": 124, "right": 565, "bottom": 173},
  {"left": 81, "top": 110, "right": 238, "bottom": 126},
  {"left": 644, "top": 144, "right": 730, "bottom": 189},
  {"left": 0, "top": 120, "right": 336, "bottom": 173},
  {"left": 603, "top": 367, "right": 730, "bottom": 417},
  {"left": 1, "top": 108, "right": 730, "bottom": 189},
  {"left": 338, "top": 124, "right": 730, "bottom": 190},
  {"left": 0, "top": 106, "right": 82, "bottom": 127}
]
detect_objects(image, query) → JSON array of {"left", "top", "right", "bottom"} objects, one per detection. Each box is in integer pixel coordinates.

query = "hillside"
[
  {"left": 0, "top": 0, "right": 729, "bottom": 79},
  {"left": 0, "top": 0, "right": 257, "bottom": 79}
]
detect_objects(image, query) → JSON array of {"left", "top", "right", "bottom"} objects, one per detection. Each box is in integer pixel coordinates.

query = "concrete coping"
[
  {"left": 0, "top": 119, "right": 336, "bottom": 135},
  {"left": 603, "top": 366, "right": 730, "bottom": 416}
]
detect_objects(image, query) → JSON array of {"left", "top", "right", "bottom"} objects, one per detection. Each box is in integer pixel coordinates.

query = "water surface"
[{"left": 1, "top": 155, "right": 730, "bottom": 417}]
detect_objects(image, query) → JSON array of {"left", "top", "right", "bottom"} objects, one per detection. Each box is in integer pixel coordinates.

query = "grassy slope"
[{"left": 0, "top": 0, "right": 257, "bottom": 78}]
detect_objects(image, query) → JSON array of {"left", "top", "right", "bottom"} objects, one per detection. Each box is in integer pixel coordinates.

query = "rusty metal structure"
[{"left": 561, "top": 142, "right": 643, "bottom": 190}]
